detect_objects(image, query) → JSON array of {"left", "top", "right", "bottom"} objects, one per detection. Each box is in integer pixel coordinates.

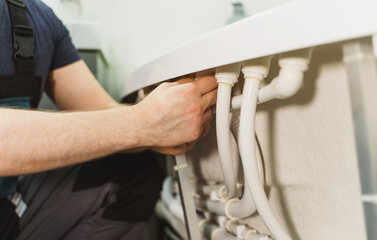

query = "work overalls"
[{"left": 0, "top": 0, "right": 41, "bottom": 239}]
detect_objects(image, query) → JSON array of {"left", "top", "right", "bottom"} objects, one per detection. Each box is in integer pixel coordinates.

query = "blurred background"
[{"left": 41, "top": 0, "right": 295, "bottom": 101}]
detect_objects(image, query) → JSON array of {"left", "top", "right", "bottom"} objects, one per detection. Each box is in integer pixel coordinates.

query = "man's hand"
[
  {"left": 138, "top": 75, "right": 217, "bottom": 149},
  {"left": 150, "top": 118, "right": 212, "bottom": 155}
]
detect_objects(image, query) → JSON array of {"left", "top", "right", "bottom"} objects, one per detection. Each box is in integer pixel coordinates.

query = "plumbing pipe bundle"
[
  {"left": 159, "top": 177, "right": 271, "bottom": 240},
  {"left": 158, "top": 48, "right": 312, "bottom": 240},
  {"left": 213, "top": 49, "right": 312, "bottom": 239},
  {"left": 215, "top": 62, "right": 264, "bottom": 220},
  {"left": 224, "top": 56, "right": 271, "bottom": 221}
]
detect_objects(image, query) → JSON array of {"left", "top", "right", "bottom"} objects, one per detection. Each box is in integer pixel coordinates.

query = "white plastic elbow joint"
[
  {"left": 258, "top": 48, "right": 312, "bottom": 103},
  {"left": 269, "top": 67, "right": 304, "bottom": 99}
]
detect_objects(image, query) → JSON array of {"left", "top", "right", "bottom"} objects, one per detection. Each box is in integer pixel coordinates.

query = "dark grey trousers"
[{"left": 3, "top": 165, "right": 147, "bottom": 240}]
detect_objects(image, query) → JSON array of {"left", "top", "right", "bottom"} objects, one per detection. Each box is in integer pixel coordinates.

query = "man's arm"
[
  {"left": 0, "top": 72, "right": 217, "bottom": 176},
  {"left": 0, "top": 106, "right": 141, "bottom": 176},
  {"left": 45, "top": 60, "right": 120, "bottom": 111},
  {"left": 46, "top": 60, "right": 214, "bottom": 155}
]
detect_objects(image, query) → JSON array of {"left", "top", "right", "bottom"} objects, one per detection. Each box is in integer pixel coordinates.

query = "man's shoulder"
[{"left": 24, "top": 0, "right": 56, "bottom": 17}]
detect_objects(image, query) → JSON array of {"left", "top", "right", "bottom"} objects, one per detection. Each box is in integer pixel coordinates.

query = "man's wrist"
[{"left": 118, "top": 104, "right": 152, "bottom": 149}]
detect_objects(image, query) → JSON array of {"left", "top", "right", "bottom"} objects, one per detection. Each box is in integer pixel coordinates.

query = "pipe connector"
[
  {"left": 279, "top": 48, "right": 312, "bottom": 71},
  {"left": 211, "top": 228, "right": 227, "bottom": 240},
  {"left": 218, "top": 185, "right": 230, "bottom": 200},
  {"left": 215, "top": 62, "right": 242, "bottom": 86},
  {"left": 242, "top": 56, "right": 272, "bottom": 81},
  {"left": 224, "top": 198, "right": 240, "bottom": 221},
  {"left": 258, "top": 48, "right": 312, "bottom": 103},
  {"left": 198, "top": 218, "right": 210, "bottom": 233},
  {"left": 245, "top": 229, "right": 260, "bottom": 240},
  {"left": 225, "top": 220, "right": 233, "bottom": 233}
]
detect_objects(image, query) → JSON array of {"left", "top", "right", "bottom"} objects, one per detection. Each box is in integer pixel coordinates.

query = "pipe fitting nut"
[
  {"left": 225, "top": 198, "right": 241, "bottom": 221},
  {"left": 218, "top": 185, "right": 230, "bottom": 200}
]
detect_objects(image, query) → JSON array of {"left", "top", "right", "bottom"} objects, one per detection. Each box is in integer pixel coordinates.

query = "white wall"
[{"left": 43, "top": 0, "right": 295, "bottom": 99}]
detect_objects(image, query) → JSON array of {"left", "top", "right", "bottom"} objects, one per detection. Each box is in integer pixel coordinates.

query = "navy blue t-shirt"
[
  {"left": 0, "top": 0, "right": 80, "bottom": 94},
  {"left": 0, "top": 0, "right": 80, "bottom": 198}
]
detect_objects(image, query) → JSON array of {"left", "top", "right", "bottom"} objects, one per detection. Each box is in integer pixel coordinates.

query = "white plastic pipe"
[
  {"left": 195, "top": 183, "right": 243, "bottom": 201},
  {"left": 195, "top": 184, "right": 223, "bottom": 197},
  {"left": 258, "top": 49, "right": 311, "bottom": 103},
  {"left": 240, "top": 77, "right": 291, "bottom": 240},
  {"left": 225, "top": 57, "right": 271, "bottom": 220},
  {"left": 195, "top": 198, "right": 227, "bottom": 216},
  {"left": 216, "top": 84, "right": 235, "bottom": 198},
  {"left": 231, "top": 48, "right": 312, "bottom": 107},
  {"left": 215, "top": 63, "right": 242, "bottom": 199},
  {"left": 225, "top": 220, "right": 272, "bottom": 240},
  {"left": 230, "top": 110, "right": 265, "bottom": 186},
  {"left": 201, "top": 222, "right": 237, "bottom": 240},
  {"left": 231, "top": 95, "right": 243, "bottom": 109},
  {"left": 225, "top": 187, "right": 256, "bottom": 219},
  {"left": 161, "top": 177, "right": 271, "bottom": 240}
]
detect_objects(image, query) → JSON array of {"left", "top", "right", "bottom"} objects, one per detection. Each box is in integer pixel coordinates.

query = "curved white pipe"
[
  {"left": 240, "top": 77, "right": 291, "bottom": 240},
  {"left": 231, "top": 48, "right": 312, "bottom": 107},
  {"left": 225, "top": 185, "right": 256, "bottom": 219},
  {"left": 258, "top": 66, "right": 304, "bottom": 103},
  {"left": 225, "top": 56, "right": 272, "bottom": 220},
  {"left": 216, "top": 83, "right": 237, "bottom": 198},
  {"left": 230, "top": 110, "right": 265, "bottom": 184},
  {"left": 225, "top": 104, "right": 265, "bottom": 220},
  {"left": 215, "top": 63, "right": 242, "bottom": 199},
  {"left": 259, "top": 48, "right": 311, "bottom": 104}
]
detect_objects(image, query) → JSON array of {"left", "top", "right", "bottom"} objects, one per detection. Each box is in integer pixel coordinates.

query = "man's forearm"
[
  {"left": 0, "top": 106, "right": 145, "bottom": 176},
  {"left": 0, "top": 75, "right": 218, "bottom": 176}
]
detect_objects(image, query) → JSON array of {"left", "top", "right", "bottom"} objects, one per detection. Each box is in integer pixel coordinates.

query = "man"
[{"left": 0, "top": 0, "right": 217, "bottom": 239}]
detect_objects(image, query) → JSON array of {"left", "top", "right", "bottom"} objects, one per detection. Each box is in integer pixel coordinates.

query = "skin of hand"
[
  {"left": 120, "top": 113, "right": 212, "bottom": 155},
  {"left": 150, "top": 117, "right": 212, "bottom": 155},
  {"left": 137, "top": 75, "right": 217, "bottom": 150}
]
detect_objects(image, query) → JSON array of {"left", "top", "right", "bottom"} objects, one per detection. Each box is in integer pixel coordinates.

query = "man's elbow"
[
  {"left": 0, "top": 165, "right": 11, "bottom": 177},
  {"left": 0, "top": 157, "right": 18, "bottom": 177}
]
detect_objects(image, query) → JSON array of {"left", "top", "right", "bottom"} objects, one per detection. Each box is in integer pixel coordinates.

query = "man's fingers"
[
  {"left": 151, "top": 142, "right": 196, "bottom": 155},
  {"left": 202, "top": 107, "right": 213, "bottom": 124},
  {"left": 193, "top": 76, "right": 217, "bottom": 95},
  {"left": 173, "top": 75, "right": 216, "bottom": 96},
  {"left": 201, "top": 89, "right": 217, "bottom": 111},
  {"left": 175, "top": 74, "right": 195, "bottom": 85},
  {"left": 199, "top": 121, "right": 211, "bottom": 140}
]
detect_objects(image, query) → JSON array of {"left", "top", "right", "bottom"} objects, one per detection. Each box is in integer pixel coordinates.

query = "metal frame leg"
[{"left": 343, "top": 37, "right": 377, "bottom": 240}]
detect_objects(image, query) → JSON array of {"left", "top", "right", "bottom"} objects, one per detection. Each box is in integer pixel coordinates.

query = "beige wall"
[{"left": 186, "top": 42, "right": 366, "bottom": 239}]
